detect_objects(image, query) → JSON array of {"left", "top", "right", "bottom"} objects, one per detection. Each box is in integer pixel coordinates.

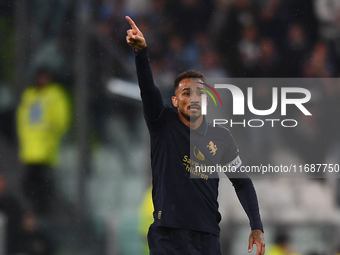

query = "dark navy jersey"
[
  {"left": 189, "top": 117, "right": 242, "bottom": 176},
  {"left": 135, "top": 47, "right": 263, "bottom": 236}
]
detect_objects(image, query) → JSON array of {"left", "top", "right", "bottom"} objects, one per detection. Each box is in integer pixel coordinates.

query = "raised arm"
[{"left": 126, "top": 16, "right": 163, "bottom": 121}]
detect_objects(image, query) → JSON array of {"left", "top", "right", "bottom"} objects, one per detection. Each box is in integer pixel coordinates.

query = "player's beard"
[{"left": 180, "top": 109, "right": 201, "bottom": 123}]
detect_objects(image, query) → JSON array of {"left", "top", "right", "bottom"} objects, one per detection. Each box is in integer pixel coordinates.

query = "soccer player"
[{"left": 125, "top": 16, "right": 265, "bottom": 255}]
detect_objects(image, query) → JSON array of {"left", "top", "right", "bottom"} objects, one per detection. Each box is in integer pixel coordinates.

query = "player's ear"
[{"left": 172, "top": 96, "right": 178, "bottom": 108}]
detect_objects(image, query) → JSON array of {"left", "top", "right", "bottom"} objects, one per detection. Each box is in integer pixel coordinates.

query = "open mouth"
[{"left": 189, "top": 105, "right": 200, "bottom": 110}]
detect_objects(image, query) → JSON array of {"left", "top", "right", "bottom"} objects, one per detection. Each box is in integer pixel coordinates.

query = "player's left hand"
[{"left": 248, "top": 229, "right": 265, "bottom": 255}]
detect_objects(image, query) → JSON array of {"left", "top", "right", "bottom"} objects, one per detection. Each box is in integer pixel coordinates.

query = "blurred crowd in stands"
[
  {"left": 94, "top": 0, "right": 340, "bottom": 78},
  {"left": 93, "top": 0, "right": 340, "bottom": 174}
]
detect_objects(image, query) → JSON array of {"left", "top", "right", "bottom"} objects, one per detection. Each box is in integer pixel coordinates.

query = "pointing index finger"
[{"left": 125, "top": 16, "right": 139, "bottom": 31}]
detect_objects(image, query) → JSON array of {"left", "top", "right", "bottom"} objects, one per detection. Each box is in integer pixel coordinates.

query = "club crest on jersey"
[
  {"left": 207, "top": 141, "right": 217, "bottom": 155},
  {"left": 193, "top": 146, "right": 205, "bottom": 161}
]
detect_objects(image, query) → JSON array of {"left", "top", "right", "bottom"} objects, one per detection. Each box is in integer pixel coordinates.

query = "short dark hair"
[
  {"left": 274, "top": 231, "right": 289, "bottom": 245},
  {"left": 35, "top": 67, "right": 53, "bottom": 82},
  {"left": 36, "top": 67, "right": 51, "bottom": 77},
  {"left": 174, "top": 70, "right": 205, "bottom": 92}
]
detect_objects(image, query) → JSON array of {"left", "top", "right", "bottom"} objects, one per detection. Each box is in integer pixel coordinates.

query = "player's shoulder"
[
  {"left": 22, "top": 86, "right": 35, "bottom": 96},
  {"left": 163, "top": 105, "right": 178, "bottom": 116},
  {"left": 145, "top": 104, "right": 176, "bottom": 124},
  {"left": 21, "top": 85, "right": 40, "bottom": 101},
  {"left": 164, "top": 104, "right": 176, "bottom": 111},
  {"left": 47, "top": 82, "right": 67, "bottom": 93},
  {"left": 207, "top": 121, "right": 233, "bottom": 136},
  {"left": 206, "top": 121, "right": 237, "bottom": 144}
]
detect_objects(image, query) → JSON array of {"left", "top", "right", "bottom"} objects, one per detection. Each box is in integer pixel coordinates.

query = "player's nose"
[{"left": 190, "top": 93, "right": 200, "bottom": 103}]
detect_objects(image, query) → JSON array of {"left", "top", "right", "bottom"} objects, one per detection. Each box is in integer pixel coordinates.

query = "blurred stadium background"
[{"left": 0, "top": 0, "right": 340, "bottom": 254}]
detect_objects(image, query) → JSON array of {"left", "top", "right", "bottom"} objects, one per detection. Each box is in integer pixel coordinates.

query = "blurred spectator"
[
  {"left": 336, "top": 245, "right": 340, "bottom": 255},
  {"left": 217, "top": 0, "right": 258, "bottom": 76},
  {"left": 147, "top": 0, "right": 173, "bottom": 36},
  {"left": 199, "top": 48, "right": 229, "bottom": 77},
  {"left": 172, "top": 0, "right": 214, "bottom": 41},
  {"left": 95, "top": 0, "right": 134, "bottom": 53},
  {"left": 256, "top": 0, "right": 284, "bottom": 41},
  {"left": 302, "top": 41, "right": 336, "bottom": 78},
  {"left": 238, "top": 23, "right": 260, "bottom": 77},
  {"left": 314, "top": 0, "right": 340, "bottom": 43},
  {"left": 166, "top": 34, "right": 189, "bottom": 72},
  {"left": 16, "top": 68, "right": 71, "bottom": 214},
  {"left": 280, "top": 0, "right": 318, "bottom": 43},
  {"left": 138, "top": 186, "right": 154, "bottom": 255},
  {"left": 28, "top": 38, "right": 73, "bottom": 84},
  {"left": 257, "top": 38, "right": 282, "bottom": 77},
  {"left": 282, "top": 23, "right": 310, "bottom": 77},
  {"left": 29, "top": 0, "right": 74, "bottom": 44},
  {"left": 190, "top": 32, "right": 212, "bottom": 65},
  {"left": 0, "top": 175, "right": 24, "bottom": 254},
  {"left": 266, "top": 231, "right": 300, "bottom": 255},
  {"left": 19, "top": 212, "right": 54, "bottom": 255}
]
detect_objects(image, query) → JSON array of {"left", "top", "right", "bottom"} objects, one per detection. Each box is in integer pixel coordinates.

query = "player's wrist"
[
  {"left": 251, "top": 229, "right": 264, "bottom": 233},
  {"left": 135, "top": 44, "right": 147, "bottom": 51}
]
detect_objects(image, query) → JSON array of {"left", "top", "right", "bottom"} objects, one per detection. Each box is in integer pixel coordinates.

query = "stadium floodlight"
[{"left": 107, "top": 78, "right": 141, "bottom": 101}]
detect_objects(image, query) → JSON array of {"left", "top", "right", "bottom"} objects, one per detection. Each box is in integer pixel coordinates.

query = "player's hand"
[
  {"left": 248, "top": 229, "right": 265, "bottom": 255},
  {"left": 125, "top": 16, "right": 147, "bottom": 51}
]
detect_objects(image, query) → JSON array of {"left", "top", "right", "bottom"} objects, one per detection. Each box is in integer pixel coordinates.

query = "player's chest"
[{"left": 190, "top": 136, "right": 226, "bottom": 165}]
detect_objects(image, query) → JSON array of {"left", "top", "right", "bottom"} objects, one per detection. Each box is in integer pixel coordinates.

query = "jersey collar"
[{"left": 191, "top": 116, "right": 208, "bottom": 136}]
